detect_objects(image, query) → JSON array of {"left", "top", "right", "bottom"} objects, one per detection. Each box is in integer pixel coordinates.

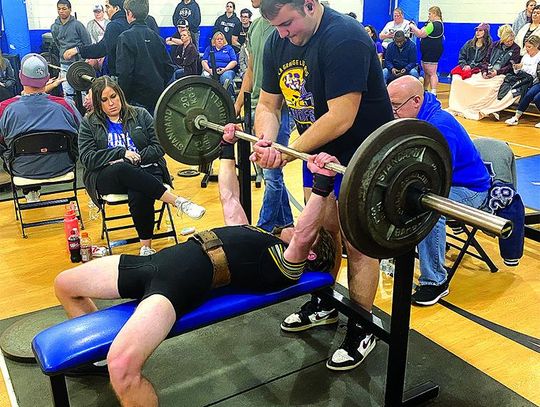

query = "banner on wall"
[{"left": 1, "top": 0, "right": 31, "bottom": 57}]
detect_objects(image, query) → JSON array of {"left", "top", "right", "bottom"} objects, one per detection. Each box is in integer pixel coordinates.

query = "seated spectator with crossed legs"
[
  {"left": 387, "top": 76, "right": 491, "bottom": 306},
  {"left": 78, "top": 76, "right": 206, "bottom": 256}
]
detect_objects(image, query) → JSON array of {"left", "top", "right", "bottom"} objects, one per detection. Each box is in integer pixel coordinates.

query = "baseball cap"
[
  {"left": 19, "top": 53, "right": 50, "bottom": 88},
  {"left": 177, "top": 19, "right": 189, "bottom": 27},
  {"left": 93, "top": 4, "right": 104, "bottom": 11},
  {"left": 475, "top": 22, "right": 490, "bottom": 31}
]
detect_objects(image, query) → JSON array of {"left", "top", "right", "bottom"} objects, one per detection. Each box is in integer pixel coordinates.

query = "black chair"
[{"left": 7, "top": 131, "right": 83, "bottom": 237}]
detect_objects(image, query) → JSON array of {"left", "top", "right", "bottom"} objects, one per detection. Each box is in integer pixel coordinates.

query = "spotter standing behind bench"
[{"left": 53, "top": 123, "right": 337, "bottom": 407}]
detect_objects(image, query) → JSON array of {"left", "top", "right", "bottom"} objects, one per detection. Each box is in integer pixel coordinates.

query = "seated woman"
[
  {"left": 0, "top": 50, "right": 15, "bottom": 101},
  {"left": 201, "top": 31, "right": 237, "bottom": 98},
  {"left": 78, "top": 77, "right": 206, "bottom": 256},
  {"left": 515, "top": 5, "right": 540, "bottom": 55},
  {"left": 365, "top": 25, "right": 383, "bottom": 63},
  {"left": 505, "top": 35, "right": 540, "bottom": 126},
  {"left": 514, "top": 0, "right": 537, "bottom": 34},
  {"left": 450, "top": 23, "right": 492, "bottom": 79},
  {"left": 447, "top": 25, "right": 522, "bottom": 120},
  {"left": 168, "top": 30, "right": 201, "bottom": 81}
]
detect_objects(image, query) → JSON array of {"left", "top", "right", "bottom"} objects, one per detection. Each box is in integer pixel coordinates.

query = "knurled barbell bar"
[
  {"left": 154, "top": 76, "right": 513, "bottom": 258},
  {"left": 47, "top": 61, "right": 96, "bottom": 92}
]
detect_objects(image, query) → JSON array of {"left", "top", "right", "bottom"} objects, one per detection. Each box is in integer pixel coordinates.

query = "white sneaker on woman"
[
  {"left": 139, "top": 246, "right": 156, "bottom": 256},
  {"left": 505, "top": 116, "right": 519, "bottom": 126},
  {"left": 175, "top": 197, "right": 206, "bottom": 219}
]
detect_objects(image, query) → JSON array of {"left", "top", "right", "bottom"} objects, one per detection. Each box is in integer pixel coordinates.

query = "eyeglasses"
[{"left": 391, "top": 94, "right": 417, "bottom": 115}]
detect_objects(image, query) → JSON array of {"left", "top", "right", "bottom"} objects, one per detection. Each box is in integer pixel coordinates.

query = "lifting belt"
[{"left": 193, "top": 230, "right": 231, "bottom": 288}]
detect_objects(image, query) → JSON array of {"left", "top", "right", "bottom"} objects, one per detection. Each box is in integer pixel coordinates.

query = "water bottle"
[
  {"left": 64, "top": 205, "right": 80, "bottom": 252},
  {"left": 80, "top": 232, "right": 92, "bottom": 263},
  {"left": 68, "top": 228, "right": 82, "bottom": 263},
  {"left": 380, "top": 258, "right": 395, "bottom": 277}
]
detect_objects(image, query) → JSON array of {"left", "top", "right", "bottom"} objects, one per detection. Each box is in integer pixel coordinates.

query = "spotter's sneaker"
[
  {"left": 175, "top": 197, "right": 206, "bottom": 220},
  {"left": 281, "top": 297, "right": 339, "bottom": 332},
  {"left": 24, "top": 190, "right": 41, "bottom": 203},
  {"left": 326, "top": 326, "right": 377, "bottom": 371},
  {"left": 411, "top": 283, "right": 449, "bottom": 306},
  {"left": 505, "top": 116, "right": 519, "bottom": 126},
  {"left": 139, "top": 246, "right": 156, "bottom": 256}
]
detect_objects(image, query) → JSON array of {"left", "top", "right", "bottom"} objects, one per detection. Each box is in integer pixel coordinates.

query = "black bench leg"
[{"left": 50, "top": 374, "right": 70, "bottom": 407}]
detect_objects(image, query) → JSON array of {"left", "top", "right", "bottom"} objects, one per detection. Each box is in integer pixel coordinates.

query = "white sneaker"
[
  {"left": 505, "top": 116, "right": 519, "bottom": 126},
  {"left": 534, "top": 122, "right": 540, "bottom": 128},
  {"left": 24, "top": 190, "right": 40, "bottom": 203},
  {"left": 175, "top": 197, "right": 206, "bottom": 219},
  {"left": 139, "top": 246, "right": 156, "bottom": 256}
]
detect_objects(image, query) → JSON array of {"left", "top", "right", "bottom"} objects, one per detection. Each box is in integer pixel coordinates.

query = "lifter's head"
[
  {"left": 279, "top": 227, "right": 336, "bottom": 272},
  {"left": 387, "top": 76, "right": 424, "bottom": 119}
]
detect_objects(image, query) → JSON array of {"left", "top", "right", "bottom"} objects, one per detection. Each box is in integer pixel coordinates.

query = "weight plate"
[
  {"left": 66, "top": 61, "right": 95, "bottom": 92},
  {"left": 339, "top": 118, "right": 452, "bottom": 259},
  {"left": 154, "top": 76, "right": 235, "bottom": 166}
]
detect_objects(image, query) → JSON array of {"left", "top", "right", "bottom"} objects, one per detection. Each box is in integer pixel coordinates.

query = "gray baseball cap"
[{"left": 19, "top": 53, "right": 50, "bottom": 88}]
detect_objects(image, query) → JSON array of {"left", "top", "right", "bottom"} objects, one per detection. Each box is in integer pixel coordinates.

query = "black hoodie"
[{"left": 213, "top": 12, "right": 241, "bottom": 46}]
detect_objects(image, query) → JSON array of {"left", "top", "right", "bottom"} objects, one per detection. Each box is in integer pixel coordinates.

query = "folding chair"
[
  {"left": 7, "top": 131, "right": 83, "bottom": 238},
  {"left": 100, "top": 185, "right": 178, "bottom": 254}
]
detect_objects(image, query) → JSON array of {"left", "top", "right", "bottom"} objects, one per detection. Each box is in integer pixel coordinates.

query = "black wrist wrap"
[
  {"left": 312, "top": 173, "right": 335, "bottom": 197},
  {"left": 219, "top": 141, "right": 235, "bottom": 160}
]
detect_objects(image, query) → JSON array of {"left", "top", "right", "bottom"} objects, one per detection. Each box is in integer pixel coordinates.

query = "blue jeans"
[
  {"left": 202, "top": 70, "right": 236, "bottom": 98},
  {"left": 61, "top": 63, "right": 76, "bottom": 102},
  {"left": 417, "top": 186, "right": 488, "bottom": 286},
  {"left": 517, "top": 83, "right": 540, "bottom": 112},
  {"left": 256, "top": 107, "right": 294, "bottom": 232},
  {"left": 383, "top": 67, "right": 419, "bottom": 84}
]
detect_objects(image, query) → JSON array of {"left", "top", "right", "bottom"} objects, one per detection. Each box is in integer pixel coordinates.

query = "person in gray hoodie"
[{"left": 51, "top": 0, "right": 92, "bottom": 100}]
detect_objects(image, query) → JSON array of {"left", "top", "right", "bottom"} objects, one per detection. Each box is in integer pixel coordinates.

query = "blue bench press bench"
[{"left": 32, "top": 271, "right": 334, "bottom": 406}]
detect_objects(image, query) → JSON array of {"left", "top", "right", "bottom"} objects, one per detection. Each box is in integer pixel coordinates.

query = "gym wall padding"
[{"left": 1, "top": 0, "right": 31, "bottom": 57}]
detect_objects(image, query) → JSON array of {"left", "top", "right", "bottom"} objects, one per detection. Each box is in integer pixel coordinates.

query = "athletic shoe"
[
  {"left": 326, "top": 325, "right": 377, "bottom": 371},
  {"left": 534, "top": 122, "right": 540, "bottom": 128},
  {"left": 139, "top": 246, "right": 156, "bottom": 256},
  {"left": 175, "top": 197, "right": 206, "bottom": 219},
  {"left": 280, "top": 297, "right": 339, "bottom": 332},
  {"left": 411, "top": 283, "right": 449, "bottom": 306},
  {"left": 505, "top": 116, "right": 519, "bottom": 126},
  {"left": 24, "top": 190, "right": 40, "bottom": 203}
]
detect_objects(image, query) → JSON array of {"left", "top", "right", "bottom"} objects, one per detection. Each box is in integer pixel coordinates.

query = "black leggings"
[{"left": 96, "top": 162, "right": 167, "bottom": 240}]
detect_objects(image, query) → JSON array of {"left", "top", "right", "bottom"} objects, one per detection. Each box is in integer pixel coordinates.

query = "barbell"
[
  {"left": 47, "top": 61, "right": 96, "bottom": 92},
  {"left": 155, "top": 76, "right": 512, "bottom": 258}
]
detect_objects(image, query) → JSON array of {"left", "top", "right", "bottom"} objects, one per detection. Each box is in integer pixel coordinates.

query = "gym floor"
[{"left": 0, "top": 84, "right": 539, "bottom": 406}]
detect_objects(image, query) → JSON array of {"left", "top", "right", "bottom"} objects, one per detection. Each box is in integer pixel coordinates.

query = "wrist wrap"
[
  {"left": 219, "top": 141, "right": 235, "bottom": 160},
  {"left": 311, "top": 173, "right": 335, "bottom": 197}
]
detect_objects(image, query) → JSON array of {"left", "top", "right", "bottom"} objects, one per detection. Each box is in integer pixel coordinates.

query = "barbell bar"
[{"left": 194, "top": 114, "right": 511, "bottom": 240}]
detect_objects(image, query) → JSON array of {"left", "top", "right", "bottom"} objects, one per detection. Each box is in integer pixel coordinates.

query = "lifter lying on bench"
[{"left": 52, "top": 126, "right": 338, "bottom": 407}]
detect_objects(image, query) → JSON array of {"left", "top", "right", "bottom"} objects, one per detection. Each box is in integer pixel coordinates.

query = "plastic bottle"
[
  {"left": 380, "top": 258, "right": 395, "bottom": 277},
  {"left": 68, "top": 228, "right": 82, "bottom": 263},
  {"left": 80, "top": 232, "right": 92, "bottom": 263},
  {"left": 64, "top": 205, "right": 80, "bottom": 252}
]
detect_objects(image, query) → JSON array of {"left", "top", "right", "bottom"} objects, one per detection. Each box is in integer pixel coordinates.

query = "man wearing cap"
[
  {"left": 0, "top": 53, "right": 82, "bottom": 203},
  {"left": 172, "top": 0, "right": 201, "bottom": 48},
  {"left": 382, "top": 30, "right": 419, "bottom": 84},
  {"left": 165, "top": 19, "right": 190, "bottom": 57},
  {"left": 63, "top": 0, "right": 130, "bottom": 78},
  {"left": 51, "top": 0, "right": 92, "bottom": 101},
  {"left": 87, "top": 5, "right": 110, "bottom": 43}
]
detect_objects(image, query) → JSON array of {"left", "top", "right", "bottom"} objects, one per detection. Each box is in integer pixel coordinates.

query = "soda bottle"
[
  {"left": 64, "top": 205, "right": 80, "bottom": 252},
  {"left": 68, "top": 228, "right": 82, "bottom": 263},
  {"left": 80, "top": 232, "right": 92, "bottom": 263}
]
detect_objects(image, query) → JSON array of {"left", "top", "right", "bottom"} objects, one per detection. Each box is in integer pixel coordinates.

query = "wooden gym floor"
[{"left": 0, "top": 83, "right": 539, "bottom": 406}]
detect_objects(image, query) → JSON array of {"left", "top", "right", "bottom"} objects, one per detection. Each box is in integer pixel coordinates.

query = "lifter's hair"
[
  {"left": 124, "top": 0, "right": 149, "bottom": 20},
  {"left": 90, "top": 76, "right": 135, "bottom": 125},
  {"left": 260, "top": 0, "right": 313, "bottom": 20},
  {"left": 305, "top": 228, "right": 336, "bottom": 273}
]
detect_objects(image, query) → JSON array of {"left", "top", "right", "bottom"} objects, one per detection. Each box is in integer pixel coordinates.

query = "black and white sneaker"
[
  {"left": 326, "top": 325, "right": 377, "bottom": 371},
  {"left": 411, "top": 283, "right": 449, "bottom": 306},
  {"left": 281, "top": 296, "right": 339, "bottom": 332}
]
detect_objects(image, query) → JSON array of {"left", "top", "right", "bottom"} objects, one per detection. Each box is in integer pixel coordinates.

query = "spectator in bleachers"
[
  {"left": 515, "top": 5, "right": 540, "bottom": 55},
  {"left": 63, "top": 0, "right": 130, "bottom": 78},
  {"left": 379, "top": 8, "right": 411, "bottom": 49},
  {"left": 116, "top": 0, "right": 174, "bottom": 114},
  {"left": 447, "top": 25, "right": 521, "bottom": 120},
  {"left": 382, "top": 30, "right": 419, "bottom": 83},
  {"left": 87, "top": 5, "right": 109, "bottom": 43},
  {"left": 238, "top": 8, "right": 252, "bottom": 49},
  {"left": 365, "top": 25, "right": 383, "bottom": 62},
  {"left": 513, "top": 0, "right": 537, "bottom": 35},
  {"left": 0, "top": 53, "right": 81, "bottom": 203},
  {"left": 409, "top": 6, "right": 444, "bottom": 96},
  {"left": 51, "top": 0, "right": 92, "bottom": 100},
  {"left": 0, "top": 50, "right": 16, "bottom": 102},
  {"left": 170, "top": 30, "right": 201, "bottom": 80},
  {"left": 450, "top": 23, "right": 492, "bottom": 80},
  {"left": 78, "top": 76, "right": 205, "bottom": 256},
  {"left": 213, "top": 1, "right": 242, "bottom": 52},
  {"left": 505, "top": 35, "right": 540, "bottom": 126},
  {"left": 202, "top": 31, "right": 237, "bottom": 98},
  {"left": 172, "top": 0, "right": 201, "bottom": 48},
  {"left": 166, "top": 19, "right": 190, "bottom": 61}
]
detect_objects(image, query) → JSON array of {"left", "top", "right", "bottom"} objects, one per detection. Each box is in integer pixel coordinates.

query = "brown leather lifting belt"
[{"left": 192, "top": 230, "right": 231, "bottom": 288}]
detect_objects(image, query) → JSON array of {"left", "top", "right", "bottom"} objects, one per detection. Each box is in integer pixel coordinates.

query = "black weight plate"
[
  {"left": 154, "top": 76, "right": 235, "bottom": 166},
  {"left": 66, "top": 61, "right": 95, "bottom": 91},
  {"left": 339, "top": 118, "right": 452, "bottom": 259}
]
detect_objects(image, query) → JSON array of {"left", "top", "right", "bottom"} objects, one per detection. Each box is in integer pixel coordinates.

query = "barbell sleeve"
[
  {"left": 47, "top": 63, "right": 65, "bottom": 72},
  {"left": 194, "top": 115, "right": 512, "bottom": 239}
]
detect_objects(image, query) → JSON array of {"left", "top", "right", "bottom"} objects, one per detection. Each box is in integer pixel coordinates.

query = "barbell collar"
[
  {"left": 194, "top": 115, "right": 347, "bottom": 174},
  {"left": 81, "top": 74, "right": 94, "bottom": 83},
  {"left": 420, "top": 193, "right": 512, "bottom": 238}
]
